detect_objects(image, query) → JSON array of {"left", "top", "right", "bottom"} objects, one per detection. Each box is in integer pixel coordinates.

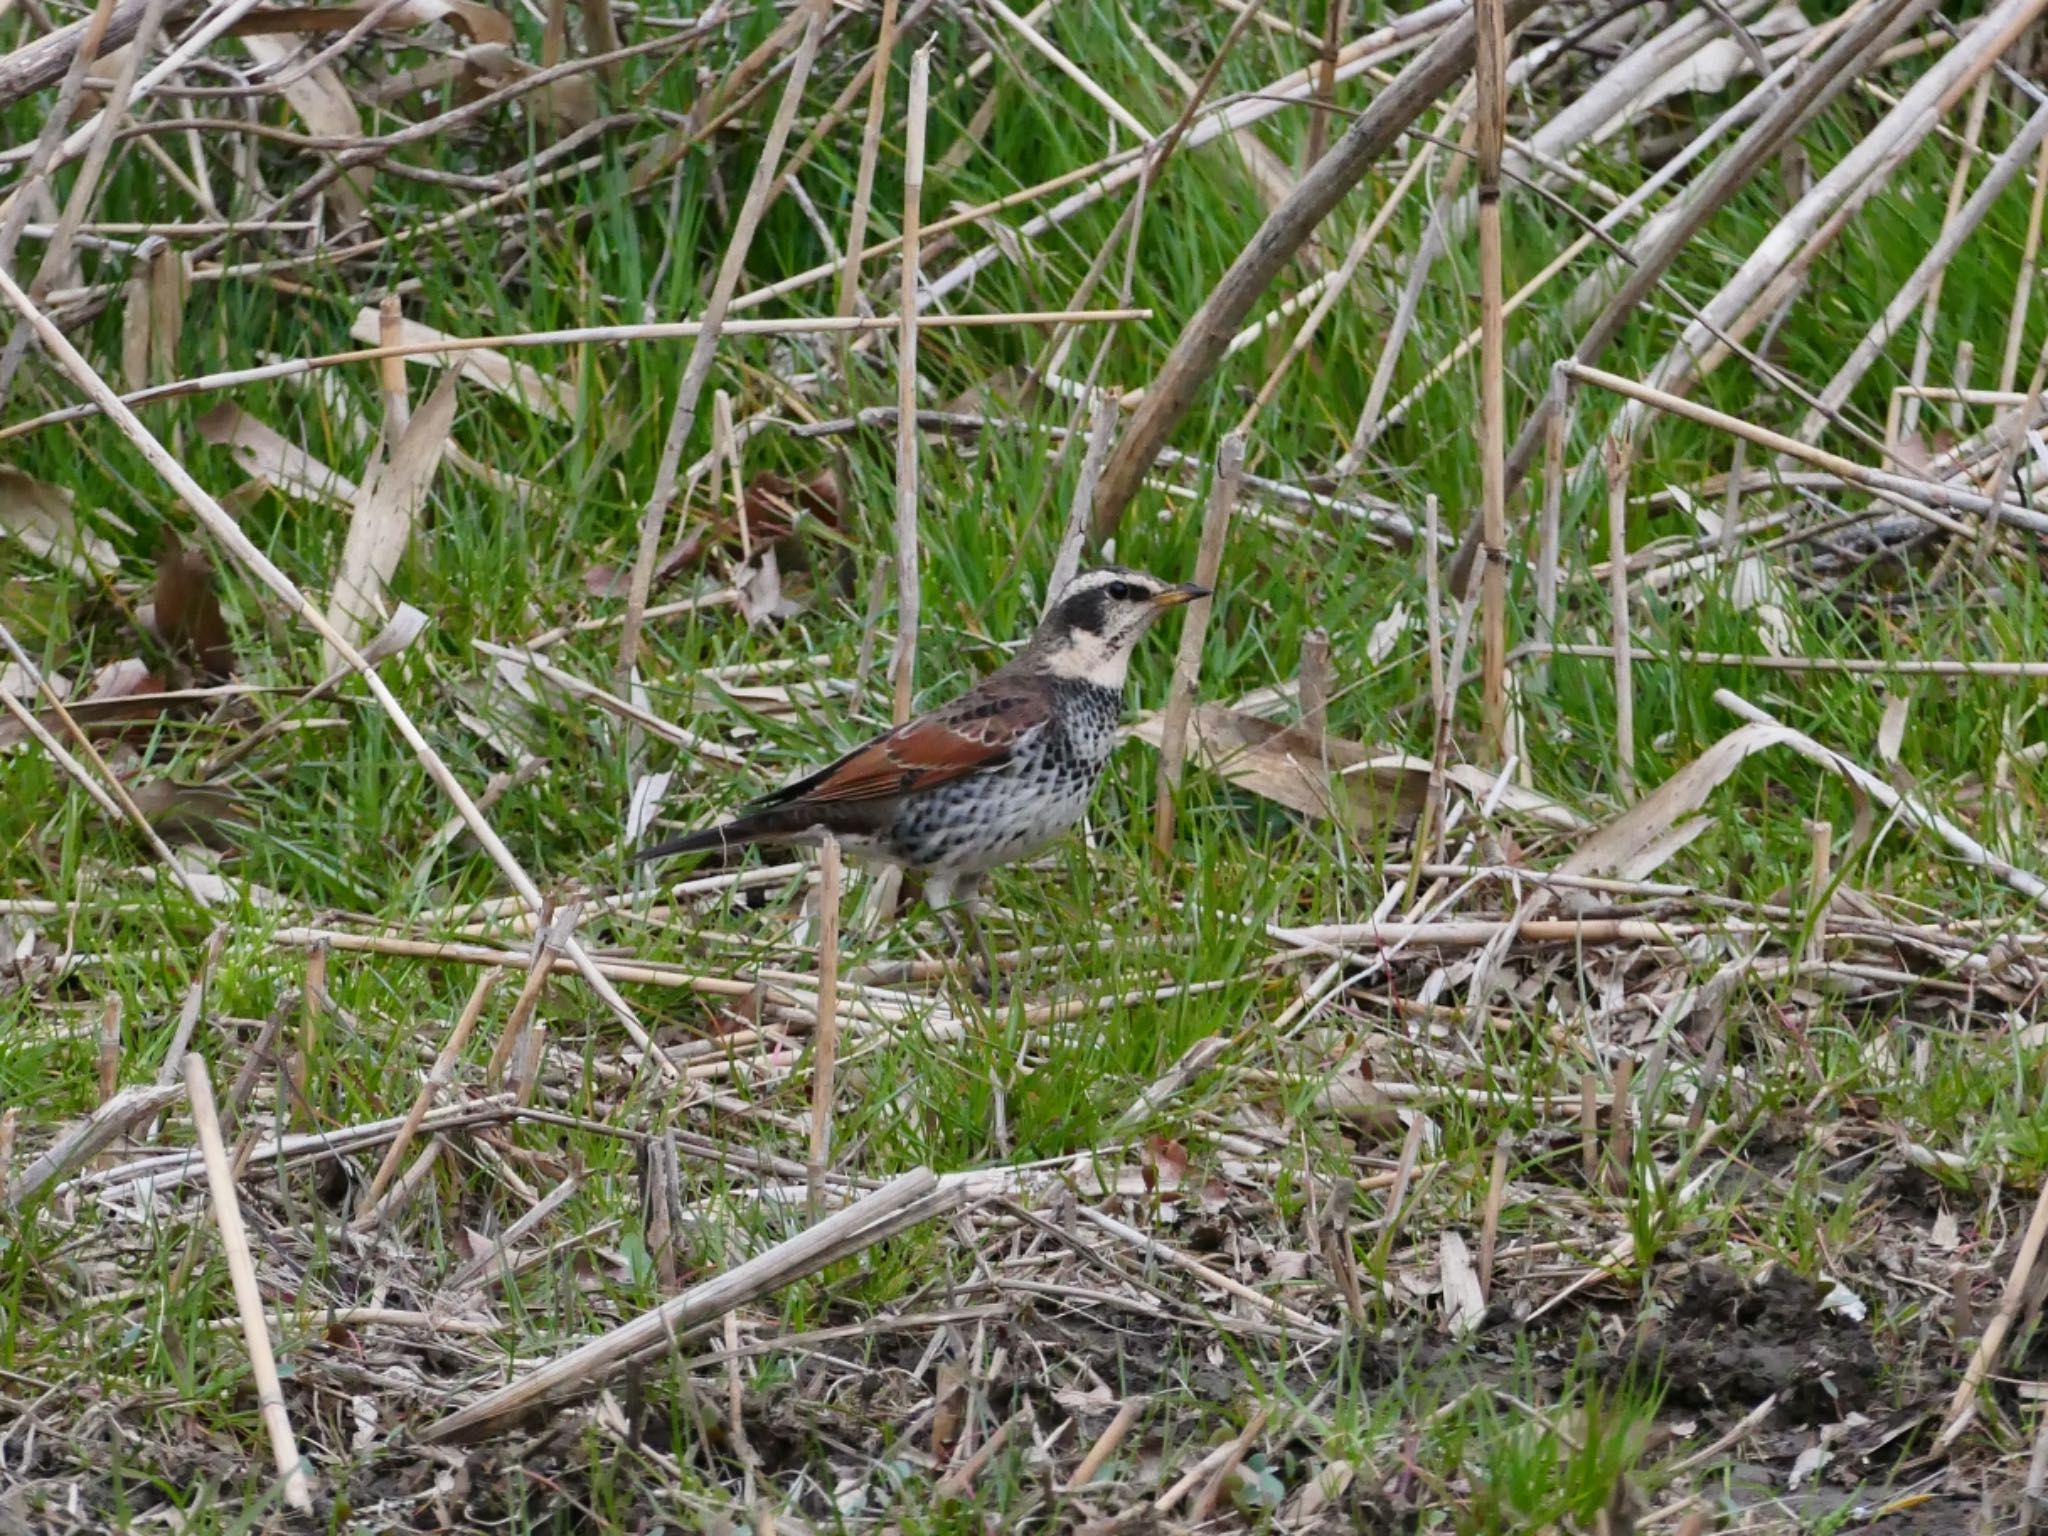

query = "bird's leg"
[
  {"left": 957, "top": 900, "right": 998, "bottom": 1000},
  {"left": 928, "top": 873, "right": 997, "bottom": 999}
]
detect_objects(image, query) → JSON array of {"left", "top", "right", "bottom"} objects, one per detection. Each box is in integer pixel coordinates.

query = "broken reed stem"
[
  {"left": 485, "top": 901, "right": 580, "bottom": 1085},
  {"left": 1473, "top": 0, "right": 1507, "bottom": 763},
  {"left": 377, "top": 292, "right": 409, "bottom": 447},
  {"left": 1580, "top": 1072, "right": 1599, "bottom": 1186},
  {"left": 1065, "top": 1398, "right": 1145, "bottom": 1489},
  {"left": 1304, "top": 0, "right": 1348, "bottom": 167},
  {"left": 1606, "top": 1056, "right": 1634, "bottom": 1193},
  {"left": 617, "top": 0, "right": 828, "bottom": 695},
  {"left": 182, "top": 1053, "right": 314, "bottom": 1512},
  {"left": 807, "top": 836, "right": 843, "bottom": 1220},
  {"left": 1805, "top": 818, "right": 1833, "bottom": 966},
  {"left": 1297, "top": 628, "right": 1331, "bottom": 737},
  {"left": 423, "top": 1167, "right": 945, "bottom": 1442},
  {"left": 95, "top": 995, "right": 120, "bottom": 1102},
  {"left": 354, "top": 970, "right": 501, "bottom": 1229},
  {"left": 890, "top": 45, "right": 931, "bottom": 726},
  {"left": 1153, "top": 432, "right": 1244, "bottom": 857},
  {"left": 1532, "top": 374, "right": 1566, "bottom": 694},
  {"left": 2003, "top": 133, "right": 2048, "bottom": 395},
  {"left": 1603, "top": 437, "right": 1634, "bottom": 797},
  {"left": 834, "top": 0, "right": 899, "bottom": 334},
  {"left": 509, "top": 1023, "right": 548, "bottom": 1105},
  {"left": 1478, "top": 1129, "right": 1509, "bottom": 1300},
  {"left": 1373, "top": 1112, "right": 1427, "bottom": 1263},
  {"left": 1940, "top": 1175, "right": 2048, "bottom": 1449}
]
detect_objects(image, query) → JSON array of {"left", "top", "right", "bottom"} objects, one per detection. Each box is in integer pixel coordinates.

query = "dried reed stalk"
[
  {"left": 807, "top": 836, "right": 843, "bottom": 1220},
  {"left": 834, "top": 0, "right": 899, "bottom": 330},
  {"left": 183, "top": 1053, "right": 314, "bottom": 1511},
  {"left": 421, "top": 1168, "right": 945, "bottom": 1442},
  {"left": 1532, "top": 375, "right": 1567, "bottom": 693},
  {"left": 1153, "top": 433, "right": 1243, "bottom": 857},
  {"left": 891, "top": 45, "right": 932, "bottom": 725},
  {"left": 1474, "top": 0, "right": 1508, "bottom": 761},
  {"left": 1604, "top": 437, "right": 1634, "bottom": 796}
]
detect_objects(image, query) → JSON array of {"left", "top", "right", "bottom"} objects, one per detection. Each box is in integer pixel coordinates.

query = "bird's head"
[{"left": 1029, "top": 566, "right": 1212, "bottom": 687}]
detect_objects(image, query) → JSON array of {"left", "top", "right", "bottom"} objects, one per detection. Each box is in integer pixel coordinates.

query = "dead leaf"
[
  {"left": 624, "top": 771, "right": 672, "bottom": 844},
  {"left": 1128, "top": 704, "right": 1425, "bottom": 839},
  {"left": 1140, "top": 1134, "right": 1191, "bottom": 1194},
  {"left": 326, "top": 368, "right": 458, "bottom": 662},
  {"left": 349, "top": 310, "right": 569, "bottom": 421},
  {"left": 1439, "top": 1230, "right": 1485, "bottom": 1335},
  {"left": 1558, "top": 722, "right": 1799, "bottom": 882},
  {"left": 1878, "top": 693, "right": 1909, "bottom": 766},
  {"left": 1365, "top": 603, "right": 1410, "bottom": 666},
  {"left": 197, "top": 403, "right": 361, "bottom": 508},
  {"left": 241, "top": 35, "right": 371, "bottom": 222},
  {"left": 154, "top": 528, "right": 236, "bottom": 678},
  {"left": 930, "top": 1363, "right": 968, "bottom": 1463},
  {"left": 741, "top": 468, "right": 841, "bottom": 545},
  {"left": 0, "top": 468, "right": 118, "bottom": 579}
]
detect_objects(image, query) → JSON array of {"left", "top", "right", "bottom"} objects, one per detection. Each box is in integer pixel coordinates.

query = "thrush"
[{"left": 635, "top": 566, "right": 1210, "bottom": 971}]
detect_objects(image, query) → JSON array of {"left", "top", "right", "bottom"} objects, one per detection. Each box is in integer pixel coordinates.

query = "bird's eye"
[{"left": 1106, "top": 580, "right": 1134, "bottom": 601}]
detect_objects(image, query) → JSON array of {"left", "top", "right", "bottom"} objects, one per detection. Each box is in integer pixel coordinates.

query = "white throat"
[{"left": 1037, "top": 626, "right": 1137, "bottom": 688}]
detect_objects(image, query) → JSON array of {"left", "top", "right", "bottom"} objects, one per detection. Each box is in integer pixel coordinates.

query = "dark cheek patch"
[{"left": 1061, "top": 589, "right": 1108, "bottom": 634}]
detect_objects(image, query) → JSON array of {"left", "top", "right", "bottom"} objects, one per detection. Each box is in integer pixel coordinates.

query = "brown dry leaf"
[
  {"left": 197, "top": 403, "right": 361, "bottom": 508},
  {"left": 326, "top": 368, "right": 459, "bottom": 662},
  {"left": 349, "top": 310, "right": 569, "bottom": 422},
  {"left": 930, "top": 1362, "right": 968, "bottom": 1463},
  {"left": 741, "top": 468, "right": 842, "bottom": 546},
  {"left": 1559, "top": 721, "right": 1798, "bottom": 882},
  {"left": 1129, "top": 703, "right": 1425, "bottom": 839},
  {"left": 0, "top": 468, "right": 118, "bottom": 579},
  {"left": 1140, "top": 1134, "right": 1192, "bottom": 1194},
  {"left": 154, "top": 529, "right": 237, "bottom": 678}
]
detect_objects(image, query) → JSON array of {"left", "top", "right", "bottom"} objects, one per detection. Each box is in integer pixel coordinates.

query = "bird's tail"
[{"left": 631, "top": 815, "right": 778, "bottom": 865}]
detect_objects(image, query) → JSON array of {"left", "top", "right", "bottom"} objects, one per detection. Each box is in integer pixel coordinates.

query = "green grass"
[{"left": 2, "top": 0, "right": 2045, "bottom": 1527}]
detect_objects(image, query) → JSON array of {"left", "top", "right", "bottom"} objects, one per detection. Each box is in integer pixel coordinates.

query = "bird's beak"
[{"left": 1152, "top": 582, "right": 1212, "bottom": 608}]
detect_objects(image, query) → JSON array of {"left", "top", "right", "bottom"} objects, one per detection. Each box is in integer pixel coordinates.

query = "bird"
[{"left": 634, "top": 566, "right": 1211, "bottom": 977}]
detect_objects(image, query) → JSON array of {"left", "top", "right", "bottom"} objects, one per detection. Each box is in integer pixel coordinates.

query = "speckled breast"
[{"left": 884, "top": 680, "right": 1123, "bottom": 874}]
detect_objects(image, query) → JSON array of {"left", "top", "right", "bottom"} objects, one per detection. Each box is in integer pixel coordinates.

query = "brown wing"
[{"left": 751, "top": 674, "right": 1051, "bottom": 809}]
